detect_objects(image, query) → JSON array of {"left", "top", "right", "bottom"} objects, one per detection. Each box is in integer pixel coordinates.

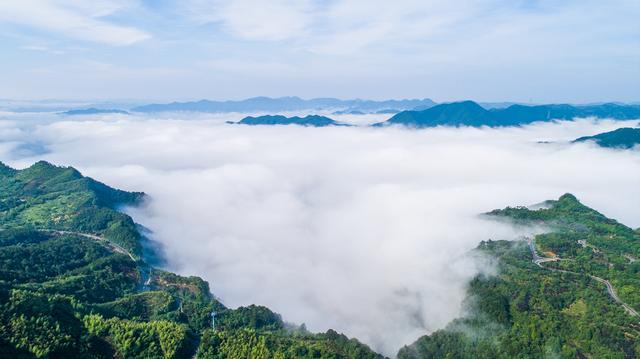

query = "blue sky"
[{"left": 0, "top": 0, "right": 638, "bottom": 102}]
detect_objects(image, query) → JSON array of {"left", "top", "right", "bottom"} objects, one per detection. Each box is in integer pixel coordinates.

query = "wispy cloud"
[
  {"left": 0, "top": 0, "right": 149, "bottom": 45},
  {"left": 0, "top": 0, "right": 638, "bottom": 101},
  {"left": 181, "top": 0, "right": 640, "bottom": 56},
  {"left": 184, "top": 0, "right": 316, "bottom": 41},
  {"left": 19, "top": 45, "right": 66, "bottom": 55}
]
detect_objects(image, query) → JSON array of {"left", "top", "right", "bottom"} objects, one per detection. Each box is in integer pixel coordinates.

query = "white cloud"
[
  {"left": 181, "top": 0, "right": 640, "bottom": 57},
  {"left": 185, "top": 0, "right": 315, "bottom": 41},
  {"left": 20, "top": 44, "right": 67, "bottom": 55},
  {"left": 1, "top": 113, "right": 639, "bottom": 355},
  {"left": 183, "top": 0, "right": 476, "bottom": 47},
  {"left": 0, "top": 0, "right": 149, "bottom": 45},
  {"left": 307, "top": 0, "right": 477, "bottom": 54}
]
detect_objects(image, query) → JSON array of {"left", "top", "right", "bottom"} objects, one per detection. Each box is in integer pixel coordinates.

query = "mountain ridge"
[
  {"left": 573, "top": 127, "right": 640, "bottom": 149},
  {"left": 376, "top": 101, "right": 640, "bottom": 127},
  {"left": 132, "top": 96, "right": 436, "bottom": 113},
  {"left": 60, "top": 108, "right": 130, "bottom": 116},
  {"left": 236, "top": 114, "right": 349, "bottom": 127}
]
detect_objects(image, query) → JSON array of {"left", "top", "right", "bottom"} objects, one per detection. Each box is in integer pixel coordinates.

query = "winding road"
[
  {"left": 526, "top": 237, "right": 639, "bottom": 317},
  {"left": 47, "top": 229, "right": 137, "bottom": 261},
  {"left": 588, "top": 275, "right": 639, "bottom": 316},
  {"left": 45, "top": 229, "right": 155, "bottom": 292}
]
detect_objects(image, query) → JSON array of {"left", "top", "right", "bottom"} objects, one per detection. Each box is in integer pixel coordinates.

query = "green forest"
[
  {"left": 398, "top": 194, "right": 640, "bottom": 358},
  {"left": 1, "top": 161, "right": 638, "bottom": 358},
  {"left": 0, "top": 161, "right": 382, "bottom": 358}
]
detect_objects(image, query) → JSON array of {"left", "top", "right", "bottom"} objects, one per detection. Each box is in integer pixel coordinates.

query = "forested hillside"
[
  {"left": 0, "top": 161, "right": 382, "bottom": 358},
  {"left": 3, "top": 161, "right": 639, "bottom": 358},
  {"left": 398, "top": 194, "right": 640, "bottom": 358},
  {"left": 574, "top": 127, "right": 640, "bottom": 149}
]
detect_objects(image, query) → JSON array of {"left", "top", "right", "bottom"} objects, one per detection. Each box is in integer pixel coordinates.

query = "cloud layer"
[{"left": 0, "top": 113, "right": 639, "bottom": 355}]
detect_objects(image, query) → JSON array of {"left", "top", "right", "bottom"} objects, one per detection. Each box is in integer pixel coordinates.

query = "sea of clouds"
[{"left": 0, "top": 111, "right": 638, "bottom": 356}]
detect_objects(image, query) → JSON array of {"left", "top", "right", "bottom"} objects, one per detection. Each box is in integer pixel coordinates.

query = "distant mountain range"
[
  {"left": 0, "top": 99, "right": 141, "bottom": 113},
  {"left": 573, "top": 127, "right": 640, "bottom": 149},
  {"left": 132, "top": 96, "right": 436, "bottom": 113},
  {"left": 375, "top": 101, "right": 640, "bottom": 127},
  {"left": 332, "top": 109, "right": 366, "bottom": 115},
  {"left": 234, "top": 101, "right": 640, "bottom": 128},
  {"left": 60, "top": 108, "right": 130, "bottom": 116},
  {"left": 235, "top": 115, "right": 348, "bottom": 127},
  {"left": 4, "top": 98, "right": 640, "bottom": 118}
]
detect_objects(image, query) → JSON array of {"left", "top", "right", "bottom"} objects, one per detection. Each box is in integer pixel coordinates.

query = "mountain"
[
  {"left": 0, "top": 100, "right": 141, "bottom": 113},
  {"left": 573, "top": 127, "right": 640, "bottom": 149},
  {"left": 0, "top": 161, "right": 383, "bottom": 358},
  {"left": 132, "top": 96, "right": 436, "bottom": 113},
  {"left": 60, "top": 108, "right": 129, "bottom": 115},
  {"left": 377, "top": 101, "right": 640, "bottom": 127},
  {"left": 375, "top": 109, "right": 400, "bottom": 114},
  {"left": 379, "top": 101, "right": 492, "bottom": 127},
  {"left": 236, "top": 114, "right": 349, "bottom": 127},
  {"left": 0, "top": 161, "right": 144, "bottom": 255},
  {"left": 333, "top": 109, "right": 366, "bottom": 115},
  {"left": 399, "top": 194, "right": 640, "bottom": 358}
]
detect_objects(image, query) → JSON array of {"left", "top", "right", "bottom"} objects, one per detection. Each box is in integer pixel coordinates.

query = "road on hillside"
[
  {"left": 46, "top": 229, "right": 137, "bottom": 261},
  {"left": 526, "top": 237, "right": 639, "bottom": 317},
  {"left": 589, "top": 274, "right": 640, "bottom": 316},
  {"left": 46, "top": 229, "right": 155, "bottom": 292}
]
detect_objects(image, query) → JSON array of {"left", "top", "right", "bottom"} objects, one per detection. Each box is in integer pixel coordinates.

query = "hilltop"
[
  {"left": 574, "top": 127, "right": 640, "bottom": 149},
  {"left": 376, "top": 101, "right": 640, "bottom": 127},
  {"left": 399, "top": 194, "right": 640, "bottom": 358},
  {"left": 235, "top": 114, "right": 348, "bottom": 127}
]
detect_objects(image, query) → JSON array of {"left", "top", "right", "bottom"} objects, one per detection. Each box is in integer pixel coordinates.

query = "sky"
[
  {"left": 0, "top": 0, "right": 638, "bottom": 103},
  {"left": 1, "top": 111, "right": 639, "bottom": 355}
]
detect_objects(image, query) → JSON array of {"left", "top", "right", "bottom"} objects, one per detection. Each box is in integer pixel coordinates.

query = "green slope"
[
  {"left": 398, "top": 194, "right": 640, "bottom": 358},
  {"left": 574, "top": 127, "right": 640, "bottom": 149},
  {"left": 0, "top": 161, "right": 383, "bottom": 359},
  {"left": 0, "top": 161, "right": 144, "bottom": 257}
]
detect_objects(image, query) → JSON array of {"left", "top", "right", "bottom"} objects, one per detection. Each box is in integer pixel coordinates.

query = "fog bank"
[{"left": 0, "top": 112, "right": 638, "bottom": 355}]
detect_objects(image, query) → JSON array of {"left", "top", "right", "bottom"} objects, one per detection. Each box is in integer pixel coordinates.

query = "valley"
[{"left": 1, "top": 161, "right": 639, "bottom": 358}]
